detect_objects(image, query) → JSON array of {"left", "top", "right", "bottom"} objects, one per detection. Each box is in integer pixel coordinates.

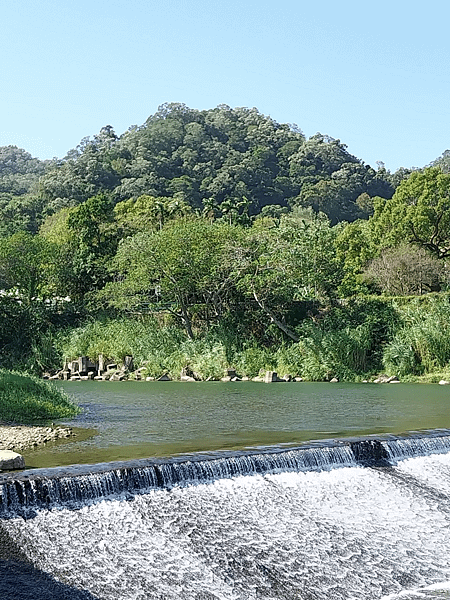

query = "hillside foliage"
[{"left": 1, "top": 103, "right": 450, "bottom": 382}]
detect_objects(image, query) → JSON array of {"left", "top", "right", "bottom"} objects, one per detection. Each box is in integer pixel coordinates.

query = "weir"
[
  {"left": 2, "top": 432, "right": 450, "bottom": 513},
  {"left": 2, "top": 431, "right": 450, "bottom": 599}
]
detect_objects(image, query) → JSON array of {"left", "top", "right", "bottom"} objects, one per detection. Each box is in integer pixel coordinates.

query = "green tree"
[
  {"left": 235, "top": 210, "right": 341, "bottom": 340},
  {"left": 58, "top": 193, "right": 118, "bottom": 303},
  {"left": 370, "top": 167, "right": 450, "bottom": 258},
  {"left": 0, "top": 231, "right": 57, "bottom": 302},
  {"left": 335, "top": 219, "right": 377, "bottom": 296},
  {"left": 101, "top": 219, "right": 242, "bottom": 338},
  {"left": 114, "top": 194, "right": 192, "bottom": 235}
]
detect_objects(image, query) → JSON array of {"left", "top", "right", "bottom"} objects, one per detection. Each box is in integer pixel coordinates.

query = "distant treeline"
[{"left": 1, "top": 103, "right": 450, "bottom": 381}]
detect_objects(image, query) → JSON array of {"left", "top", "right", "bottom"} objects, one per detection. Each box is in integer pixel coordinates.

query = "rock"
[
  {"left": 221, "top": 376, "right": 232, "bottom": 382},
  {"left": 282, "top": 374, "right": 292, "bottom": 382},
  {"left": 373, "top": 374, "right": 399, "bottom": 384},
  {"left": 181, "top": 376, "right": 196, "bottom": 382},
  {"left": 264, "top": 371, "right": 276, "bottom": 383},
  {"left": 157, "top": 374, "right": 172, "bottom": 381},
  {"left": 145, "top": 376, "right": 155, "bottom": 381},
  {"left": 264, "top": 371, "right": 285, "bottom": 383},
  {"left": 293, "top": 377, "right": 303, "bottom": 382},
  {"left": 231, "top": 377, "right": 241, "bottom": 382},
  {"left": 0, "top": 450, "right": 25, "bottom": 471},
  {"left": 109, "top": 372, "right": 125, "bottom": 381},
  {"left": 439, "top": 379, "right": 450, "bottom": 385},
  {"left": 330, "top": 377, "right": 339, "bottom": 383},
  {"left": 124, "top": 355, "right": 134, "bottom": 371}
]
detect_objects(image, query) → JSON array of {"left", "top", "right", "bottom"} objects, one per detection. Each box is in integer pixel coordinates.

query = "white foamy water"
[{"left": 4, "top": 453, "right": 450, "bottom": 600}]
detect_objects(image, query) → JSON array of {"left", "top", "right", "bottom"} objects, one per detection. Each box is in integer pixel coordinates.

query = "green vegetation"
[
  {"left": 1, "top": 103, "right": 450, "bottom": 384},
  {"left": 0, "top": 370, "right": 80, "bottom": 423}
]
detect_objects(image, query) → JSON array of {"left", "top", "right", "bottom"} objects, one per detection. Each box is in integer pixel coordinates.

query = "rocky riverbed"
[{"left": 0, "top": 424, "right": 75, "bottom": 453}]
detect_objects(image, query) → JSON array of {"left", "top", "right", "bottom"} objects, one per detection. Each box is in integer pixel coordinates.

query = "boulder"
[
  {"left": 109, "top": 371, "right": 125, "bottom": 381},
  {"left": 157, "top": 374, "right": 172, "bottom": 381},
  {"left": 0, "top": 450, "right": 25, "bottom": 471},
  {"left": 264, "top": 371, "right": 285, "bottom": 383},
  {"left": 439, "top": 380, "right": 450, "bottom": 385},
  {"left": 330, "top": 377, "right": 339, "bottom": 383},
  {"left": 124, "top": 355, "right": 134, "bottom": 371},
  {"left": 373, "top": 374, "right": 399, "bottom": 384}
]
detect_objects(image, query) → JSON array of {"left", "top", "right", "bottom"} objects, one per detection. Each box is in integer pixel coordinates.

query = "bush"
[
  {"left": 0, "top": 370, "right": 80, "bottom": 423},
  {"left": 234, "top": 345, "right": 275, "bottom": 378},
  {"left": 382, "top": 336, "right": 420, "bottom": 377}
]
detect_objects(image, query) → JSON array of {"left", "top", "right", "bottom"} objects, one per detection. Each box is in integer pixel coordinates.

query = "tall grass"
[
  {"left": 57, "top": 316, "right": 185, "bottom": 366},
  {"left": 383, "top": 297, "right": 450, "bottom": 376},
  {"left": 0, "top": 370, "right": 80, "bottom": 424},
  {"left": 52, "top": 295, "right": 450, "bottom": 382}
]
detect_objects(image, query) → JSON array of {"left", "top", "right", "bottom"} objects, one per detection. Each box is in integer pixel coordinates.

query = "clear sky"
[{"left": 2, "top": 0, "right": 449, "bottom": 172}]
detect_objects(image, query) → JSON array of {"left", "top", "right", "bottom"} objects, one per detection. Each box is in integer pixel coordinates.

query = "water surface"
[{"left": 25, "top": 381, "right": 450, "bottom": 468}]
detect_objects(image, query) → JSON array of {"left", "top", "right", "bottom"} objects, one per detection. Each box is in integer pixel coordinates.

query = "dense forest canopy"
[
  {"left": 2, "top": 102, "right": 450, "bottom": 381},
  {"left": 0, "top": 103, "right": 404, "bottom": 234}
]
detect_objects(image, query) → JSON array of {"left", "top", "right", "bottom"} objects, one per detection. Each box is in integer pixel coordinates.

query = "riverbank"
[{"left": 0, "top": 424, "right": 75, "bottom": 453}]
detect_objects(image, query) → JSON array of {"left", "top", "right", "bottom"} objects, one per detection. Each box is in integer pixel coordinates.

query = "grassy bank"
[
  {"left": 0, "top": 370, "right": 80, "bottom": 424},
  {"left": 52, "top": 294, "right": 450, "bottom": 383}
]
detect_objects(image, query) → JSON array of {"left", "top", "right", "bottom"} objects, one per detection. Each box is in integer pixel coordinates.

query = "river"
[
  {"left": 1, "top": 380, "right": 450, "bottom": 599},
  {"left": 23, "top": 380, "right": 450, "bottom": 468}
]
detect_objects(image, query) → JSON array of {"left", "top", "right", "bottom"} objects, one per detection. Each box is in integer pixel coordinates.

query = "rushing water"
[
  {"left": 2, "top": 440, "right": 450, "bottom": 599},
  {"left": 2, "top": 382, "right": 450, "bottom": 599}
]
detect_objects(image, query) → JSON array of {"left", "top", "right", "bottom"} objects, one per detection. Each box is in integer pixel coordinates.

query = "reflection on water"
[{"left": 25, "top": 381, "right": 450, "bottom": 468}]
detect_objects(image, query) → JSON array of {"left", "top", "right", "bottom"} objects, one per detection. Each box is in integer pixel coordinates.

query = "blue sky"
[{"left": 2, "top": 0, "right": 449, "bottom": 172}]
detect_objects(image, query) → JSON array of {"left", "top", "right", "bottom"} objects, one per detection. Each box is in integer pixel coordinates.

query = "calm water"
[{"left": 25, "top": 380, "right": 450, "bottom": 468}]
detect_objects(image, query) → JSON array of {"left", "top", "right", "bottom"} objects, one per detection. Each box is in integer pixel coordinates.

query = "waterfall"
[
  {"left": 2, "top": 432, "right": 450, "bottom": 599},
  {"left": 2, "top": 432, "right": 450, "bottom": 514}
]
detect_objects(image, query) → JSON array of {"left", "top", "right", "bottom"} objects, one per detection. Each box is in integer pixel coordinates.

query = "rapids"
[{"left": 2, "top": 436, "right": 450, "bottom": 599}]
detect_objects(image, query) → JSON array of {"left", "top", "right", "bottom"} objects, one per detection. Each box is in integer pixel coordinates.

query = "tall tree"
[
  {"left": 0, "top": 232, "right": 57, "bottom": 302},
  {"left": 101, "top": 219, "right": 242, "bottom": 338},
  {"left": 370, "top": 167, "right": 450, "bottom": 258}
]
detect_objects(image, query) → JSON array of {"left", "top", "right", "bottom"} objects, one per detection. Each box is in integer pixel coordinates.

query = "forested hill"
[{"left": 0, "top": 103, "right": 403, "bottom": 235}]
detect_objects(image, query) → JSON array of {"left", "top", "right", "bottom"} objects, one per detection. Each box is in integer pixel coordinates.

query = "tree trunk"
[{"left": 252, "top": 289, "right": 299, "bottom": 342}]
